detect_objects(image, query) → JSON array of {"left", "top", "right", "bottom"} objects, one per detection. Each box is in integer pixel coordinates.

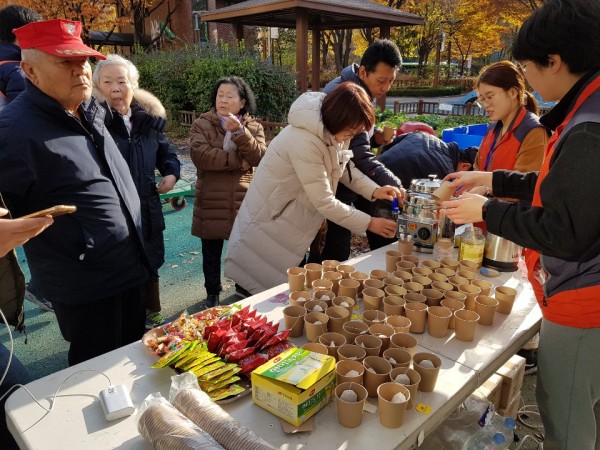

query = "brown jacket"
[{"left": 190, "top": 109, "right": 266, "bottom": 239}]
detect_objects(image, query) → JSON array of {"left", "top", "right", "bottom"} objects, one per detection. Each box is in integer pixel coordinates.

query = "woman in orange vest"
[
  {"left": 473, "top": 61, "right": 547, "bottom": 182},
  {"left": 441, "top": 0, "right": 600, "bottom": 447}
]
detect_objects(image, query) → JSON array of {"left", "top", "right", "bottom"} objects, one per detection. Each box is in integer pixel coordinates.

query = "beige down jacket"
[
  {"left": 224, "top": 91, "right": 380, "bottom": 294},
  {"left": 190, "top": 109, "right": 266, "bottom": 239}
]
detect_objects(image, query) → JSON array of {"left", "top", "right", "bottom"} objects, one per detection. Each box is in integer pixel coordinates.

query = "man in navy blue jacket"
[
  {"left": 308, "top": 39, "right": 405, "bottom": 263},
  {"left": 0, "top": 19, "right": 149, "bottom": 365}
]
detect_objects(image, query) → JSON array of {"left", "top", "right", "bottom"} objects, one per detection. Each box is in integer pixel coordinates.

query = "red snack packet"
[
  {"left": 261, "top": 330, "right": 290, "bottom": 349},
  {"left": 253, "top": 324, "right": 279, "bottom": 348},
  {"left": 219, "top": 339, "right": 250, "bottom": 358},
  {"left": 264, "top": 341, "right": 294, "bottom": 359},
  {"left": 239, "top": 352, "right": 268, "bottom": 374},
  {"left": 226, "top": 346, "right": 256, "bottom": 362},
  {"left": 207, "top": 328, "right": 228, "bottom": 353},
  {"left": 231, "top": 305, "right": 251, "bottom": 326}
]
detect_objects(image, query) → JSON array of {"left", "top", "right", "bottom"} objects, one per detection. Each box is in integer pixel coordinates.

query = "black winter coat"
[{"left": 101, "top": 91, "right": 180, "bottom": 273}]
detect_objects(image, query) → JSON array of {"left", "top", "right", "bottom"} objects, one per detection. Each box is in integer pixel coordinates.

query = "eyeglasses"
[
  {"left": 516, "top": 61, "right": 532, "bottom": 74},
  {"left": 476, "top": 93, "right": 496, "bottom": 107}
]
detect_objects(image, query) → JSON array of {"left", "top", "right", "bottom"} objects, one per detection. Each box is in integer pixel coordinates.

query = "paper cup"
[
  {"left": 349, "top": 271, "right": 369, "bottom": 296},
  {"left": 304, "top": 311, "right": 329, "bottom": 342},
  {"left": 369, "top": 269, "right": 389, "bottom": 282},
  {"left": 440, "top": 298, "right": 465, "bottom": 329},
  {"left": 336, "top": 359, "right": 364, "bottom": 385},
  {"left": 429, "top": 272, "right": 449, "bottom": 283},
  {"left": 402, "top": 255, "right": 420, "bottom": 265},
  {"left": 459, "top": 283, "right": 481, "bottom": 311},
  {"left": 383, "top": 295, "right": 406, "bottom": 316},
  {"left": 384, "top": 275, "right": 404, "bottom": 287},
  {"left": 326, "top": 305, "right": 350, "bottom": 333},
  {"left": 385, "top": 250, "right": 404, "bottom": 273},
  {"left": 377, "top": 382, "right": 410, "bottom": 428},
  {"left": 332, "top": 296, "right": 355, "bottom": 315},
  {"left": 435, "top": 267, "right": 457, "bottom": 278},
  {"left": 383, "top": 348, "right": 412, "bottom": 369},
  {"left": 454, "top": 309, "right": 480, "bottom": 342},
  {"left": 385, "top": 315, "right": 411, "bottom": 334},
  {"left": 404, "top": 291, "right": 427, "bottom": 304},
  {"left": 440, "top": 259, "right": 460, "bottom": 271},
  {"left": 431, "top": 180, "right": 456, "bottom": 202},
  {"left": 312, "top": 278, "right": 333, "bottom": 293},
  {"left": 363, "top": 278, "right": 385, "bottom": 291},
  {"left": 426, "top": 306, "right": 452, "bottom": 338},
  {"left": 301, "top": 342, "right": 329, "bottom": 355},
  {"left": 382, "top": 125, "right": 395, "bottom": 141},
  {"left": 404, "top": 281, "right": 424, "bottom": 294},
  {"left": 404, "top": 302, "right": 427, "bottom": 333},
  {"left": 363, "top": 355, "right": 392, "bottom": 397},
  {"left": 323, "top": 270, "right": 343, "bottom": 295},
  {"left": 443, "top": 290, "right": 467, "bottom": 303},
  {"left": 392, "top": 270, "right": 413, "bottom": 282},
  {"left": 389, "top": 332, "right": 418, "bottom": 356},
  {"left": 411, "top": 275, "right": 432, "bottom": 289},
  {"left": 342, "top": 320, "right": 369, "bottom": 344},
  {"left": 398, "top": 239, "right": 414, "bottom": 255},
  {"left": 369, "top": 323, "right": 395, "bottom": 352},
  {"left": 287, "top": 266, "right": 306, "bottom": 293},
  {"left": 390, "top": 367, "right": 421, "bottom": 409},
  {"left": 422, "top": 288, "right": 444, "bottom": 307},
  {"left": 396, "top": 260, "right": 416, "bottom": 272},
  {"left": 337, "top": 264, "right": 356, "bottom": 279},
  {"left": 384, "top": 285, "right": 407, "bottom": 298},
  {"left": 335, "top": 382, "right": 368, "bottom": 428},
  {"left": 289, "top": 290, "right": 311, "bottom": 307},
  {"left": 304, "top": 262, "right": 323, "bottom": 288},
  {"left": 314, "top": 290, "right": 335, "bottom": 306},
  {"left": 355, "top": 334, "right": 383, "bottom": 357},
  {"left": 474, "top": 295, "right": 499, "bottom": 326},
  {"left": 362, "top": 309, "right": 387, "bottom": 327},
  {"left": 282, "top": 305, "right": 307, "bottom": 338},
  {"left": 458, "top": 269, "right": 478, "bottom": 281},
  {"left": 319, "top": 331, "right": 346, "bottom": 359},
  {"left": 413, "top": 352, "right": 442, "bottom": 392},
  {"left": 472, "top": 279, "right": 493, "bottom": 297},
  {"left": 338, "top": 278, "right": 360, "bottom": 300},
  {"left": 363, "top": 287, "right": 385, "bottom": 311},
  {"left": 495, "top": 286, "right": 518, "bottom": 314},
  {"left": 337, "top": 343, "right": 367, "bottom": 362},
  {"left": 322, "top": 259, "right": 341, "bottom": 272},
  {"left": 413, "top": 267, "right": 433, "bottom": 277},
  {"left": 449, "top": 275, "right": 470, "bottom": 291},
  {"left": 421, "top": 259, "right": 442, "bottom": 270},
  {"left": 305, "top": 299, "right": 328, "bottom": 313},
  {"left": 431, "top": 280, "right": 454, "bottom": 294},
  {"left": 459, "top": 259, "right": 479, "bottom": 272}
]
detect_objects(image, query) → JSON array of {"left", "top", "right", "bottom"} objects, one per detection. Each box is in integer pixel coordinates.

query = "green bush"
[
  {"left": 387, "top": 86, "right": 463, "bottom": 97},
  {"left": 130, "top": 45, "right": 298, "bottom": 122}
]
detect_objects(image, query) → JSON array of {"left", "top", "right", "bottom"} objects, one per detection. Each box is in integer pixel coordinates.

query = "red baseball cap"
[{"left": 13, "top": 19, "right": 106, "bottom": 60}]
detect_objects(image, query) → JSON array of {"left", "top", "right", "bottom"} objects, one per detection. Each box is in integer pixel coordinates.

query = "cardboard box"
[
  {"left": 497, "top": 390, "right": 521, "bottom": 419},
  {"left": 251, "top": 347, "right": 336, "bottom": 426},
  {"left": 472, "top": 373, "right": 503, "bottom": 410},
  {"left": 496, "top": 354, "right": 526, "bottom": 408}
]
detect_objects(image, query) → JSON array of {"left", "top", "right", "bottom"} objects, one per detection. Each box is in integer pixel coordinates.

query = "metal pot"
[
  {"left": 483, "top": 232, "right": 521, "bottom": 272},
  {"left": 404, "top": 176, "right": 454, "bottom": 238}
]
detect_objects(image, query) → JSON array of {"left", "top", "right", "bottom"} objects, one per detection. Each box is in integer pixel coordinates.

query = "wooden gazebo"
[{"left": 201, "top": 0, "right": 423, "bottom": 108}]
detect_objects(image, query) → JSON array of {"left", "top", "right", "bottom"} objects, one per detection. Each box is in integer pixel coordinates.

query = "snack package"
[
  {"left": 170, "top": 373, "right": 275, "bottom": 450},
  {"left": 136, "top": 392, "right": 224, "bottom": 450}
]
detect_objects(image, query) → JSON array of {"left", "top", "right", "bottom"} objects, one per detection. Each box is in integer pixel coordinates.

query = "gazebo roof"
[{"left": 200, "top": 0, "right": 424, "bottom": 29}]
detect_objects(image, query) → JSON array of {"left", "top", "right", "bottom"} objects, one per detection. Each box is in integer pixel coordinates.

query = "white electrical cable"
[{"left": 0, "top": 306, "right": 112, "bottom": 411}]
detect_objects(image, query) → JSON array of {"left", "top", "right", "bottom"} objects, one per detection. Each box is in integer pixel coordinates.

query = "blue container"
[{"left": 442, "top": 124, "right": 488, "bottom": 149}]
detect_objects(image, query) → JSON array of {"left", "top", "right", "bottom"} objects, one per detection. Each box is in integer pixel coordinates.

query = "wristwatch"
[{"left": 481, "top": 198, "right": 493, "bottom": 221}]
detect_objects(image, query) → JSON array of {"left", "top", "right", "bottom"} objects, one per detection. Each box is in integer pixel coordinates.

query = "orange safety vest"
[
  {"left": 477, "top": 107, "right": 542, "bottom": 171},
  {"left": 526, "top": 74, "right": 600, "bottom": 328}
]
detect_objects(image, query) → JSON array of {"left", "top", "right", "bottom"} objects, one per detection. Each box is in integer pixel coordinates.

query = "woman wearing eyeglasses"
[
  {"left": 442, "top": 0, "right": 600, "bottom": 446},
  {"left": 472, "top": 61, "right": 548, "bottom": 192}
]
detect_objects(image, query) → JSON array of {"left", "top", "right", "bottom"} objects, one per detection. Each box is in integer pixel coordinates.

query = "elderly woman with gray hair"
[{"left": 92, "top": 54, "right": 181, "bottom": 329}]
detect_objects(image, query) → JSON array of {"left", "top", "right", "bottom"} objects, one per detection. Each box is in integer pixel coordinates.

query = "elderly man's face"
[{"left": 22, "top": 52, "right": 92, "bottom": 113}]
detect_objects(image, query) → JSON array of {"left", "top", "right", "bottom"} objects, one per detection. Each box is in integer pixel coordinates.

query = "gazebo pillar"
[
  {"left": 296, "top": 9, "right": 309, "bottom": 92},
  {"left": 312, "top": 26, "right": 321, "bottom": 92},
  {"left": 234, "top": 22, "right": 244, "bottom": 43}
]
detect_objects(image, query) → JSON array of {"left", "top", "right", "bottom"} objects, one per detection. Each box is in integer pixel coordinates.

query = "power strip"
[{"left": 99, "top": 384, "right": 135, "bottom": 421}]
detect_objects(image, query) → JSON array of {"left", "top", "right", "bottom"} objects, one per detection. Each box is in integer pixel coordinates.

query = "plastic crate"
[{"left": 441, "top": 124, "right": 488, "bottom": 149}]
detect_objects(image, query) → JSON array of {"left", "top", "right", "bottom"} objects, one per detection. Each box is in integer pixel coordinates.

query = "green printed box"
[{"left": 251, "top": 348, "right": 336, "bottom": 426}]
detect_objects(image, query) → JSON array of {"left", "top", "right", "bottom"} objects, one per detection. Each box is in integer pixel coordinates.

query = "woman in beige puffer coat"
[
  {"left": 224, "top": 82, "right": 401, "bottom": 295},
  {"left": 190, "top": 77, "right": 266, "bottom": 307}
]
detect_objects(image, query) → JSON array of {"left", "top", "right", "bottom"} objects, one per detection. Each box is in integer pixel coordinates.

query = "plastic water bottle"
[{"left": 466, "top": 430, "right": 507, "bottom": 449}]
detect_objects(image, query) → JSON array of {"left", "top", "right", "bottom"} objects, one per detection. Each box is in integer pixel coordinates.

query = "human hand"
[
  {"left": 367, "top": 217, "right": 397, "bottom": 239},
  {"left": 468, "top": 185, "right": 489, "bottom": 196},
  {"left": 441, "top": 193, "right": 488, "bottom": 224},
  {"left": 373, "top": 129, "right": 394, "bottom": 146},
  {"left": 442, "top": 171, "right": 493, "bottom": 194},
  {"left": 157, "top": 175, "right": 177, "bottom": 193},
  {"left": 223, "top": 113, "right": 243, "bottom": 132},
  {"left": 0, "top": 208, "right": 53, "bottom": 257},
  {"left": 372, "top": 185, "right": 403, "bottom": 202},
  {"left": 240, "top": 159, "right": 251, "bottom": 172}
]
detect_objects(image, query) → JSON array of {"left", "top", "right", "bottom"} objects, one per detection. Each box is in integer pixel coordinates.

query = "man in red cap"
[{"left": 0, "top": 19, "right": 150, "bottom": 366}]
